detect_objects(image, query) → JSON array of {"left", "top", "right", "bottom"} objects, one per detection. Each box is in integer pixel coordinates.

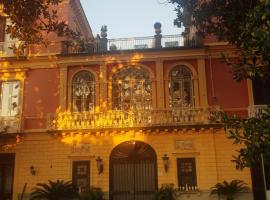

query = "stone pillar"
[
  {"left": 156, "top": 60, "right": 165, "bottom": 109},
  {"left": 154, "top": 22, "right": 162, "bottom": 48},
  {"left": 100, "top": 25, "right": 108, "bottom": 52},
  {"left": 99, "top": 62, "right": 108, "bottom": 110}
]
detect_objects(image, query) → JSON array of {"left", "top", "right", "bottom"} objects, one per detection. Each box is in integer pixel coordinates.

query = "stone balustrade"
[{"left": 47, "top": 107, "right": 215, "bottom": 131}]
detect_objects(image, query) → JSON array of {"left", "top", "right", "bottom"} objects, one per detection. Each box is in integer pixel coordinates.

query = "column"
[
  {"left": 59, "top": 65, "right": 68, "bottom": 111},
  {"left": 156, "top": 60, "right": 165, "bottom": 109},
  {"left": 197, "top": 57, "right": 209, "bottom": 107}
]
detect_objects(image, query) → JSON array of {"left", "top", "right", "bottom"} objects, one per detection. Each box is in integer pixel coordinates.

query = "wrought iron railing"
[
  {"left": 248, "top": 105, "right": 268, "bottom": 117},
  {"left": 0, "top": 116, "right": 21, "bottom": 134},
  {"left": 47, "top": 107, "right": 215, "bottom": 131}
]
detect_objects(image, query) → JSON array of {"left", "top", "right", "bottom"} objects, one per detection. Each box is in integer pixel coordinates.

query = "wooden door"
[
  {"left": 110, "top": 141, "right": 157, "bottom": 200},
  {"left": 0, "top": 154, "right": 15, "bottom": 200}
]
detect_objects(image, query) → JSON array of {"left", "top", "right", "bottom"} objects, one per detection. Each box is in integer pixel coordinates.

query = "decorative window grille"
[
  {"left": 177, "top": 158, "right": 197, "bottom": 191},
  {"left": 169, "top": 66, "right": 194, "bottom": 108},
  {"left": 0, "top": 81, "right": 20, "bottom": 117},
  {"left": 112, "top": 66, "right": 152, "bottom": 111},
  {"left": 72, "top": 71, "right": 95, "bottom": 112}
]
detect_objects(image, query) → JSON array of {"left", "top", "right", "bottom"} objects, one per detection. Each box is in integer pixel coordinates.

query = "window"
[
  {"left": 72, "top": 161, "right": 90, "bottom": 193},
  {"left": 0, "top": 81, "right": 20, "bottom": 117},
  {"left": 177, "top": 158, "right": 197, "bottom": 190},
  {"left": 72, "top": 71, "right": 95, "bottom": 112},
  {"left": 169, "top": 66, "right": 194, "bottom": 108},
  {"left": 112, "top": 66, "right": 152, "bottom": 111}
]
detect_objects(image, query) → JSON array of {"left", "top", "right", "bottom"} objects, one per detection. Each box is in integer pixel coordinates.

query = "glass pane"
[
  {"left": 72, "top": 71, "right": 95, "bottom": 112},
  {"left": 1, "top": 81, "right": 20, "bottom": 116},
  {"left": 112, "top": 66, "right": 152, "bottom": 111},
  {"left": 169, "top": 66, "right": 193, "bottom": 108}
]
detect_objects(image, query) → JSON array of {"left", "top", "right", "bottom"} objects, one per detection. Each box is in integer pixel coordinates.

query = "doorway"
[
  {"left": 0, "top": 154, "right": 15, "bottom": 200},
  {"left": 110, "top": 141, "right": 157, "bottom": 200}
]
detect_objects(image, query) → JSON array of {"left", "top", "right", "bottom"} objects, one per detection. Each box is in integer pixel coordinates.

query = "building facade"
[{"left": 0, "top": 1, "right": 263, "bottom": 200}]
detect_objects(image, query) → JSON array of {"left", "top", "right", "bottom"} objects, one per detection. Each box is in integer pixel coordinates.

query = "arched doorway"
[{"left": 110, "top": 141, "right": 158, "bottom": 200}]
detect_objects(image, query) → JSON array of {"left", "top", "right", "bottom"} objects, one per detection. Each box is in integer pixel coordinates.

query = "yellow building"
[{"left": 0, "top": 1, "right": 255, "bottom": 200}]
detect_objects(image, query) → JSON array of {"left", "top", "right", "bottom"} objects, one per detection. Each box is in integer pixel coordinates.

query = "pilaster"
[{"left": 197, "top": 58, "right": 208, "bottom": 107}]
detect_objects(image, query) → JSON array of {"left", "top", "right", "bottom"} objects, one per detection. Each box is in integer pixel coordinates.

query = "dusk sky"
[{"left": 80, "top": 0, "right": 184, "bottom": 38}]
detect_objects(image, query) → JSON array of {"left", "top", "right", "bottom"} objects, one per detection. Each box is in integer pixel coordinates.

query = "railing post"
[{"left": 154, "top": 22, "right": 162, "bottom": 48}]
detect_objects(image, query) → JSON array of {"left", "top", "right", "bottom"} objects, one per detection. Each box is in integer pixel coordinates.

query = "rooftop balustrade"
[{"left": 0, "top": 23, "right": 203, "bottom": 58}]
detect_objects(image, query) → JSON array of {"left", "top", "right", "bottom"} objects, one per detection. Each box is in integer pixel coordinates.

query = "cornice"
[{"left": 0, "top": 45, "right": 238, "bottom": 69}]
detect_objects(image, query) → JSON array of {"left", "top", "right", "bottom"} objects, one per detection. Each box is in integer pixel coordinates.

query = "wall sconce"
[
  {"left": 162, "top": 154, "right": 169, "bottom": 173},
  {"left": 30, "top": 166, "right": 36, "bottom": 176},
  {"left": 96, "top": 156, "right": 103, "bottom": 175}
]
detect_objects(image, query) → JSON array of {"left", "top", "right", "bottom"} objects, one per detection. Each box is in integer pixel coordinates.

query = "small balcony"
[
  {"left": 0, "top": 116, "right": 21, "bottom": 134},
  {"left": 47, "top": 107, "right": 215, "bottom": 132},
  {"left": 248, "top": 105, "right": 268, "bottom": 117}
]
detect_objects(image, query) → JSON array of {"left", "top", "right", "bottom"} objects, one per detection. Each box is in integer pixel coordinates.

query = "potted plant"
[
  {"left": 210, "top": 180, "right": 249, "bottom": 200},
  {"left": 80, "top": 186, "right": 105, "bottom": 200},
  {"left": 154, "top": 184, "right": 177, "bottom": 200}
]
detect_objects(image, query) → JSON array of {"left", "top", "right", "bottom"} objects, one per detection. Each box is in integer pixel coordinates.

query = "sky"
[{"left": 80, "top": 0, "right": 183, "bottom": 39}]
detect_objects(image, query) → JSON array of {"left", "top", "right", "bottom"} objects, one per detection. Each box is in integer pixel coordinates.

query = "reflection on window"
[
  {"left": 0, "top": 81, "right": 20, "bottom": 117},
  {"left": 72, "top": 71, "right": 95, "bottom": 112},
  {"left": 112, "top": 66, "right": 152, "bottom": 111},
  {"left": 169, "top": 66, "right": 193, "bottom": 108}
]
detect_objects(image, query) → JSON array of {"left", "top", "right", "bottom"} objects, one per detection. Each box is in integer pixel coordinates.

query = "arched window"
[
  {"left": 112, "top": 66, "right": 152, "bottom": 111},
  {"left": 169, "top": 66, "right": 194, "bottom": 108},
  {"left": 72, "top": 71, "right": 95, "bottom": 112}
]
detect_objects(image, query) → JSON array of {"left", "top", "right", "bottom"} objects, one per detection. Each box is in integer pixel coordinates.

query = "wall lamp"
[
  {"left": 96, "top": 156, "right": 103, "bottom": 175},
  {"left": 162, "top": 154, "right": 169, "bottom": 173},
  {"left": 30, "top": 165, "right": 36, "bottom": 176}
]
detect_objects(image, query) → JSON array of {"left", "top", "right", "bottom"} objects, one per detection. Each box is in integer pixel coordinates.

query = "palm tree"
[
  {"left": 210, "top": 180, "right": 249, "bottom": 200},
  {"left": 30, "top": 180, "right": 79, "bottom": 200}
]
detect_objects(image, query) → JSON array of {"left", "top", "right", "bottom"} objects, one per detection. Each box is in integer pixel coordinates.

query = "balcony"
[
  {"left": 47, "top": 107, "right": 215, "bottom": 132},
  {"left": 248, "top": 105, "right": 268, "bottom": 117},
  {"left": 0, "top": 116, "right": 21, "bottom": 134}
]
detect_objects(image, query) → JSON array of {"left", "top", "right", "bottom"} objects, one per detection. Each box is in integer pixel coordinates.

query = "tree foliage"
[
  {"left": 212, "top": 106, "right": 270, "bottom": 169},
  {"left": 169, "top": 0, "right": 270, "bottom": 81},
  {"left": 1, "top": 0, "right": 80, "bottom": 45},
  {"left": 169, "top": 0, "right": 270, "bottom": 169}
]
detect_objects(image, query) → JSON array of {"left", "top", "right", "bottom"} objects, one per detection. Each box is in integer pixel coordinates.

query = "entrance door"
[
  {"left": 0, "top": 154, "right": 15, "bottom": 200},
  {"left": 110, "top": 141, "right": 157, "bottom": 200}
]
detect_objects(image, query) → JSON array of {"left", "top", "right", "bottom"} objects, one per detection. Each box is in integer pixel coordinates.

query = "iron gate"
[{"left": 110, "top": 141, "right": 157, "bottom": 200}]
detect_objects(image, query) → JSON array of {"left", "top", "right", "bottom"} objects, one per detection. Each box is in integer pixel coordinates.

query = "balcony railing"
[
  {"left": 0, "top": 116, "right": 21, "bottom": 134},
  {"left": 47, "top": 107, "right": 215, "bottom": 131},
  {"left": 248, "top": 105, "right": 268, "bottom": 117}
]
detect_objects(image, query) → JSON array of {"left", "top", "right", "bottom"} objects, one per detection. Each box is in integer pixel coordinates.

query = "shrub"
[
  {"left": 210, "top": 180, "right": 249, "bottom": 200},
  {"left": 80, "top": 187, "right": 105, "bottom": 200},
  {"left": 154, "top": 184, "right": 177, "bottom": 200}
]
